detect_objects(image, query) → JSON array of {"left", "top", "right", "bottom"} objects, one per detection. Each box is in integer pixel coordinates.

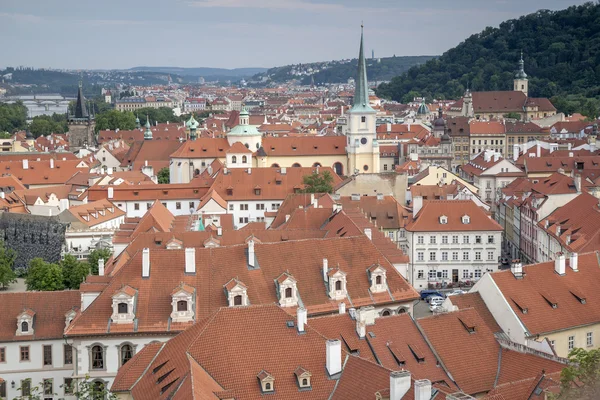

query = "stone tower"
[
  {"left": 346, "top": 25, "right": 379, "bottom": 175},
  {"left": 514, "top": 51, "right": 528, "bottom": 96},
  {"left": 68, "top": 82, "right": 96, "bottom": 149}
]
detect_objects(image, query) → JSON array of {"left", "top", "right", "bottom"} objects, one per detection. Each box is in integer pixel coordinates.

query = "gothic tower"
[
  {"left": 514, "top": 51, "right": 528, "bottom": 96},
  {"left": 346, "top": 25, "right": 379, "bottom": 175},
  {"left": 67, "top": 82, "right": 96, "bottom": 149}
]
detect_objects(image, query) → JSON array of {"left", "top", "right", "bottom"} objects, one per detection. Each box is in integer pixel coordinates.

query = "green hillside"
[{"left": 376, "top": 2, "right": 600, "bottom": 118}]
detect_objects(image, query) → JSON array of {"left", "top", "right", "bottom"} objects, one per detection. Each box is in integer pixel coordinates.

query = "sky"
[{"left": 0, "top": 0, "right": 589, "bottom": 70}]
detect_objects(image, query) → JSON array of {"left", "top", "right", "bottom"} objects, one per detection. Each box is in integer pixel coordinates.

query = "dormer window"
[
  {"left": 242, "top": 155, "right": 248, "bottom": 163},
  {"left": 65, "top": 309, "right": 77, "bottom": 329},
  {"left": 439, "top": 215, "right": 448, "bottom": 224},
  {"left": 462, "top": 215, "right": 470, "bottom": 224},
  {"left": 224, "top": 278, "right": 249, "bottom": 307},
  {"left": 21, "top": 321, "right": 29, "bottom": 332},
  {"left": 294, "top": 367, "right": 312, "bottom": 390},
  {"left": 276, "top": 272, "right": 298, "bottom": 307},
  {"left": 16, "top": 309, "right": 35, "bottom": 336},
  {"left": 327, "top": 269, "right": 347, "bottom": 300},
  {"left": 111, "top": 286, "right": 136, "bottom": 324},
  {"left": 232, "top": 156, "right": 237, "bottom": 164},
  {"left": 367, "top": 264, "right": 387, "bottom": 294},
  {"left": 254, "top": 187, "right": 261, "bottom": 195},
  {"left": 257, "top": 370, "right": 275, "bottom": 393},
  {"left": 171, "top": 283, "right": 195, "bottom": 323}
]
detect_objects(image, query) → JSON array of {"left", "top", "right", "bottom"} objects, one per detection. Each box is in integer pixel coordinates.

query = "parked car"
[
  {"left": 420, "top": 290, "right": 445, "bottom": 300},
  {"left": 429, "top": 305, "right": 444, "bottom": 313},
  {"left": 447, "top": 289, "right": 466, "bottom": 297},
  {"left": 501, "top": 257, "right": 510, "bottom": 265},
  {"left": 427, "top": 296, "right": 445, "bottom": 306}
]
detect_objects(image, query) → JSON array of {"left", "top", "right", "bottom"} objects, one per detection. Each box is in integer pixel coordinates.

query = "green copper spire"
[
  {"left": 144, "top": 115, "right": 152, "bottom": 140},
  {"left": 135, "top": 114, "right": 141, "bottom": 129},
  {"left": 515, "top": 50, "right": 527, "bottom": 79},
  {"left": 187, "top": 113, "right": 199, "bottom": 141},
  {"left": 351, "top": 24, "right": 374, "bottom": 113}
]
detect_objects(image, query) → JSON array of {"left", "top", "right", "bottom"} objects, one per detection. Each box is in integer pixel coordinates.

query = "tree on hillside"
[
  {"left": 25, "top": 258, "right": 64, "bottom": 291},
  {"left": 88, "top": 248, "right": 112, "bottom": 275},
  {"left": 61, "top": 254, "right": 90, "bottom": 290},
  {"left": 94, "top": 109, "right": 137, "bottom": 133},
  {"left": 302, "top": 171, "right": 334, "bottom": 193},
  {"left": 136, "top": 107, "right": 182, "bottom": 124},
  {"left": 0, "top": 240, "right": 17, "bottom": 289},
  {"left": 157, "top": 167, "right": 170, "bottom": 184},
  {"left": 0, "top": 101, "right": 28, "bottom": 133},
  {"left": 556, "top": 347, "right": 600, "bottom": 399},
  {"left": 29, "top": 114, "right": 69, "bottom": 137}
]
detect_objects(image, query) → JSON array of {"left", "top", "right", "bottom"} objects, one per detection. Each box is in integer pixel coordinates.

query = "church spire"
[
  {"left": 515, "top": 50, "right": 527, "bottom": 79},
  {"left": 351, "top": 24, "right": 374, "bottom": 112},
  {"left": 74, "top": 81, "right": 89, "bottom": 119}
]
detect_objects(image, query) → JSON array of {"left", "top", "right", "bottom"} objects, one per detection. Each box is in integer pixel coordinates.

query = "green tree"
[
  {"left": 0, "top": 240, "right": 17, "bottom": 289},
  {"left": 16, "top": 375, "right": 117, "bottom": 400},
  {"left": 61, "top": 254, "right": 90, "bottom": 290},
  {"left": 503, "top": 112, "right": 522, "bottom": 120},
  {"left": 556, "top": 347, "right": 600, "bottom": 399},
  {"left": 302, "top": 171, "right": 334, "bottom": 193},
  {"left": 0, "top": 101, "right": 28, "bottom": 133},
  {"left": 87, "top": 248, "right": 111, "bottom": 275},
  {"left": 25, "top": 258, "right": 64, "bottom": 291},
  {"left": 28, "top": 114, "right": 69, "bottom": 137},
  {"left": 94, "top": 109, "right": 136, "bottom": 133},
  {"left": 157, "top": 167, "right": 170, "bottom": 184}
]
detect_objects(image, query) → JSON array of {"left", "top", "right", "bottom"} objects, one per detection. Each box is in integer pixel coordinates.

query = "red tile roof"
[
  {"left": 407, "top": 200, "right": 503, "bottom": 232},
  {"left": 448, "top": 292, "right": 502, "bottom": 333}
]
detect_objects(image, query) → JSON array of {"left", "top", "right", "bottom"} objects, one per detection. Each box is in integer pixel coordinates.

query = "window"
[
  {"left": 229, "top": 204, "right": 234, "bottom": 211},
  {"left": 463, "top": 252, "right": 469, "bottom": 261},
  {"left": 384, "top": 164, "right": 388, "bottom": 171},
  {"left": 234, "top": 295, "right": 242, "bottom": 306},
  {"left": 361, "top": 116, "right": 366, "bottom": 123},
  {"left": 91, "top": 345, "right": 104, "bottom": 370},
  {"left": 335, "top": 280, "right": 342, "bottom": 291},
  {"left": 442, "top": 252, "right": 448, "bottom": 261},
  {"left": 488, "top": 251, "right": 494, "bottom": 261},
  {"left": 452, "top": 252, "right": 459, "bottom": 261},
  {"left": 177, "top": 300, "right": 188, "bottom": 311},
  {"left": 240, "top": 204, "right": 248, "bottom": 210},
  {"left": 463, "top": 236, "right": 469, "bottom": 244},
  {"left": 21, "top": 379, "right": 31, "bottom": 397},
  {"left": 189, "top": 202, "right": 195, "bottom": 209},
  {"left": 0, "top": 347, "right": 4, "bottom": 363},
  {"left": 43, "top": 379, "right": 53, "bottom": 396},
  {"left": 285, "top": 287, "right": 293, "bottom": 298},
  {"left": 429, "top": 252, "right": 436, "bottom": 261},
  {"left": 147, "top": 202, "right": 152, "bottom": 210},
  {"left": 452, "top": 235, "right": 459, "bottom": 244},
  {"left": 550, "top": 340, "right": 555, "bottom": 349},
  {"left": 176, "top": 202, "right": 181, "bottom": 210},
  {"left": 232, "top": 155, "right": 237, "bottom": 163},
  {"left": 21, "top": 321, "right": 28, "bottom": 332},
  {"left": 64, "top": 378, "right": 74, "bottom": 395},
  {"left": 417, "top": 270, "right": 424, "bottom": 279},
  {"left": 242, "top": 156, "right": 247, "bottom": 163},
  {"left": 442, "top": 270, "right": 449, "bottom": 279},
  {"left": 118, "top": 303, "right": 128, "bottom": 314},
  {"left": 417, "top": 252, "right": 424, "bottom": 261},
  {"left": 475, "top": 252, "right": 481, "bottom": 261},
  {"left": 64, "top": 344, "right": 73, "bottom": 365},
  {"left": 417, "top": 236, "right": 424, "bottom": 244},
  {"left": 121, "top": 344, "right": 133, "bottom": 366},
  {"left": 0, "top": 380, "right": 5, "bottom": 398},
  {"left": 475, "top": 235, "right": 481, "bottom": 244},
  {"left": 43, "top": 345, "right": 52, "bottom": 366},
  {"left": 428, "top": 270, "right": 436, "bottom": 280},
  {"left": 256, "top": 203, "right": 265, "bottom": 210},
  {"left": 442, "top": 236, "right": 448, "bottom": 244},
  {"left": 474, "top": 269, "right": 482, "bottom": 278},
  {"left": 463, "top": 270, "right": 469, "bottom": 279},
  {"left": 430, "top": 236, "right": 436, "bottom": 244},
  {"left": 271, "top": 203, "right": 280, "bottom": 210},
  {"left": 20, "top": 346, "right": 29, "bottom": 361},
  {"left": 568, "top": 336, "right": 575, "bottom": 350},
  {"left": 488, "top": 235, "right": 494, "bottom": 244},
  {"left": 134, "top": 203, "right": 139, "bottom": 210},
  {"left": 587, "top": 332, "right": 593, "bottom": 347}
]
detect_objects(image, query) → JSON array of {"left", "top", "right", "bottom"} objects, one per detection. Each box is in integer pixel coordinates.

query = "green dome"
[{"left": 186, "top": 114, "right": 199, "bottom": 129}]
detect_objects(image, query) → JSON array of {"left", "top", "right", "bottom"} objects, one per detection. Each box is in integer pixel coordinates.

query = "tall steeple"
[
  {"left": 515, "top": 51, "right": 527, "bottom": 79},
  {"left": 351, "top": 24, "right": 374, "bottom": 113},
  {"left": 144, "top": 115, "right": 153, "bottom": 140},
  {"left": 74, "top": 80, "right": 89, "bottom": 119},
  {"left": 514, "top": 51, "right": 529, "bottom": 96}
]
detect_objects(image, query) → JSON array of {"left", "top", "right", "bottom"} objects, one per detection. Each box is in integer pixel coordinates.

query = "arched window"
[
  {"left": 313, "top": 162, "right": 322, "bottom": 167},
  {"left": 265, "top": 383, "right": 271, "bottom": 390},
  {"left": 91, "top": 346, "right": 104, "bottom": 370},
  {"left": 242, "top": 156, "right": 248, "bottom": 163},
  {"left": 292, "top": 163, "right": 301, "bottom": 168},
  {"left": 302, "top": 378, "right": 308, "bottom": 386},
  {"left": 271, "top": 163, "right": 280, "bottom": 168},
  {"left": 194, "top": 168, "right": 200, "bottom": 176},
  {"left": 335, "top": 280, "right": 342, "bottom": 291},
  {"left": 382, "top": 310, "right": 391, "bottom": 316},
  {"left": 376, "top": 276, "right": 382, "bottom": 285},
  {"left": 177, "top": 300, "right": 188, "bottom": 311},
  {"left": 232, "top": 156, "right": 237, "bottom": 164},
  {"left": 21, "top": 321, "right": 28, "bottom": 332},
  {"left": 333, "top": 162, "right": 343, "bottom": 175},
  {"left": 121, "top": 344, "right": 133, "bottom": 366},
  {"left": 234, "top": 295, "right": 242, "bottom": 306},
  {"left": 118, "top": 303, "right": 128, "bottom": 314},
  {"left": 397, "top": 307, "right": 407, "bottom": 314},
  {"left": 285, "top": 287, "right": 293, "bottom": 298}
]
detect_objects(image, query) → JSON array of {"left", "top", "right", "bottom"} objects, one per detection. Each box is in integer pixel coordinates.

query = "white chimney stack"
[
  {"left": 22, "top": 159, "right": 29, "bottom": 170},
  {"left": 412, "top": 196, "right": 423, "bottom": 215},
  {"left": 322, "top": 258, "right": 328, "bottom": 281},
  {"left": 0, "top": 192, "right": 4, "bottom": 199},
  {"left": 513, "top": 144, "right": 520, "bottom": 161},
  {"left": 364, "top": 228, "right": 372, "bottom": 240},
  {"left": 536, "top": 143, "right": 541, "bottom": 158},
  {"left": 248, "top": 239, "right": 255, "bottom": 268},
  {"left": 142, "top": 248, "right": 150, "bottom": 278},
  {"left": 339, "top": 302, "right": 346, "bottom": 314},
  {"left": 185, "top": 248, "right": 196, "bottom": 274},
  {"left": 108, "top": 186, "right": 114, "bottom": 199},
  {"left": 217, "top": 226, "right": 223, "bottom": 236},
  {"left": 50, "top": 158, "right": 54, "bottom": 169},
  {"left": 511, "top": 260, "right": 523, "bottom": 279},
  {"left": 555, "top": 253, "right": 566, "bottom": 275},
  {"left": 297, "top": 307, "right": 306, "bottom": 333},
  {"left": 390, "top": 371, "right": 411, "bottom": 400},
  {"left": 414, "top": 379, "right": 432, "bottom": 400},
  {"left": 98, "top": 258, "right": 105, "bottom": 276},
  {"left": 326, "top": 339, "right": 342, "bottom": 377},
  {"left": 570, "top": 253, "right": 578, "bottom": 272}
]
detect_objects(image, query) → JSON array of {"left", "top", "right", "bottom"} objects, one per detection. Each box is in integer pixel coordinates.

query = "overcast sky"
[{"left": 0, "top": 0, "right": 588, "bottom": 70}]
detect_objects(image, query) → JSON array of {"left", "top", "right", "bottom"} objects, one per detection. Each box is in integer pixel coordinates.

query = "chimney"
[
  {"left": 326, "top": 339, "right": 342, "bottom": 377},
  {"left": 339, "top": 302, "right": 346, "bottom": 314},
  {"left": 22, "top": 159, "right": 29, "bottom": 170},
  {"left": 377, "top": 193, "right": 384, "bottom": 200},
  {"left": 511, "top": 259, "right": 523, "bottom": 279},
  {"left": 217, "top": 226, "right": 223, "bottom": 236},
  {"left": 0, "top": 192, "right": 4, "bottom": 199},
  {"left": 570, "top": 252, "right": 578, "bottom": 272},
  {"left": 185, "top": 248, "right": 196, "bottom": 274},
  {"left": 323, "top": 258, "right": 328, "bottom": 281},
  {"left": 333, "top": 203, "right": 342, "bottom": 213},
  {"left": 248, "top": 239, "right": 255, "bottom": 267},
  {"left": 108, "top": 186, "right": 114, "bottom": 199},
  {"left": 574, "top": 174, "right": 581, "bottom": 193},
  {"left": 50, "top": 158, "right": 54, "bottom": 169},
  {"left": 142, "top": 248, "right": 150, "bottom": 278},
  {"left": 412, "top": 196, "right": 423, "bottom": 215},
  {"left": 555, "top": 253, "right": 566, "bottom": 275},
  {"left": 224, "top": 167, "right": 228, "bottom": 175},
  {"left": 98, "top": 258, "right": 105, "bottom": 276},
  {"left": 390, "top": 371, "right": 411, "bottom": 400},
  {"left": 247, "top": 167, "right": 251, "bottom": 174},
  {"left": 513, "top": 144, "right": 520, "bottom": 161},
  {"left": 364, "top": 228, "right": 372, "bottom": 240},
  {"left": 414, "top": 379, "right": 432, "bottom": 400},
  {"left": 281, "top": 167, "right": 287, "bottom": 175},
  {"left": 536, "top": 143, "right": 541, "bottom": 158},
  {"left": 386, "top": 122, "right": 391, "bottom": 133},
  {"left": 493, "top": 152, "right": 500, "bottom": 162},
  {"left": 297, "top": 307, "right": 306, "bottom": 333}
]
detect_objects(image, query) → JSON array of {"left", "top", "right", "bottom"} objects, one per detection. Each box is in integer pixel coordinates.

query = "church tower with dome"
[{"left": 345, "top": 25, "right": 380, "bottom": 175}]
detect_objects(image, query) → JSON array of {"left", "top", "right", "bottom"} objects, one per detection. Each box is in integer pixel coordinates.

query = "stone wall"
[{"left": 0, "top": 213, "right": 67, "bottom": 269}]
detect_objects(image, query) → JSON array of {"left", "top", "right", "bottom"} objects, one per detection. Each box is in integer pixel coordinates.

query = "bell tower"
[
  {"left": 514, "top": 51, "right": 528, "bottom": 96},
  {"left": 346, "top": 25, "right": 379, "bottom": 174},
  {"left": 67, "top": 82, "right": 96, "bottom": 149}
]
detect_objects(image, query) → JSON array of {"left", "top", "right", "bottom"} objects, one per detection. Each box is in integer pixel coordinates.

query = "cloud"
[
  {"left": 0, "top": 12, "right": 42, "bottom": 23},
  {"left": 187, "top": 0, "right": 343, "bottom": 11}
]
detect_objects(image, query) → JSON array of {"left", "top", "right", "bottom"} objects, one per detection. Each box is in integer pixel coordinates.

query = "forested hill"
[
  {"left": 252, "top": 55, "right": 436, "bottom": 85},
  {"left": 376, "top": 2, "right": 600, "bottom": 117}
]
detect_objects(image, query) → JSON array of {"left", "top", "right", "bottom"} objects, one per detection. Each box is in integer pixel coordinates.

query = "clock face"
[{"left": 360, "top": 138, "right": 368, "bottom": 145}]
